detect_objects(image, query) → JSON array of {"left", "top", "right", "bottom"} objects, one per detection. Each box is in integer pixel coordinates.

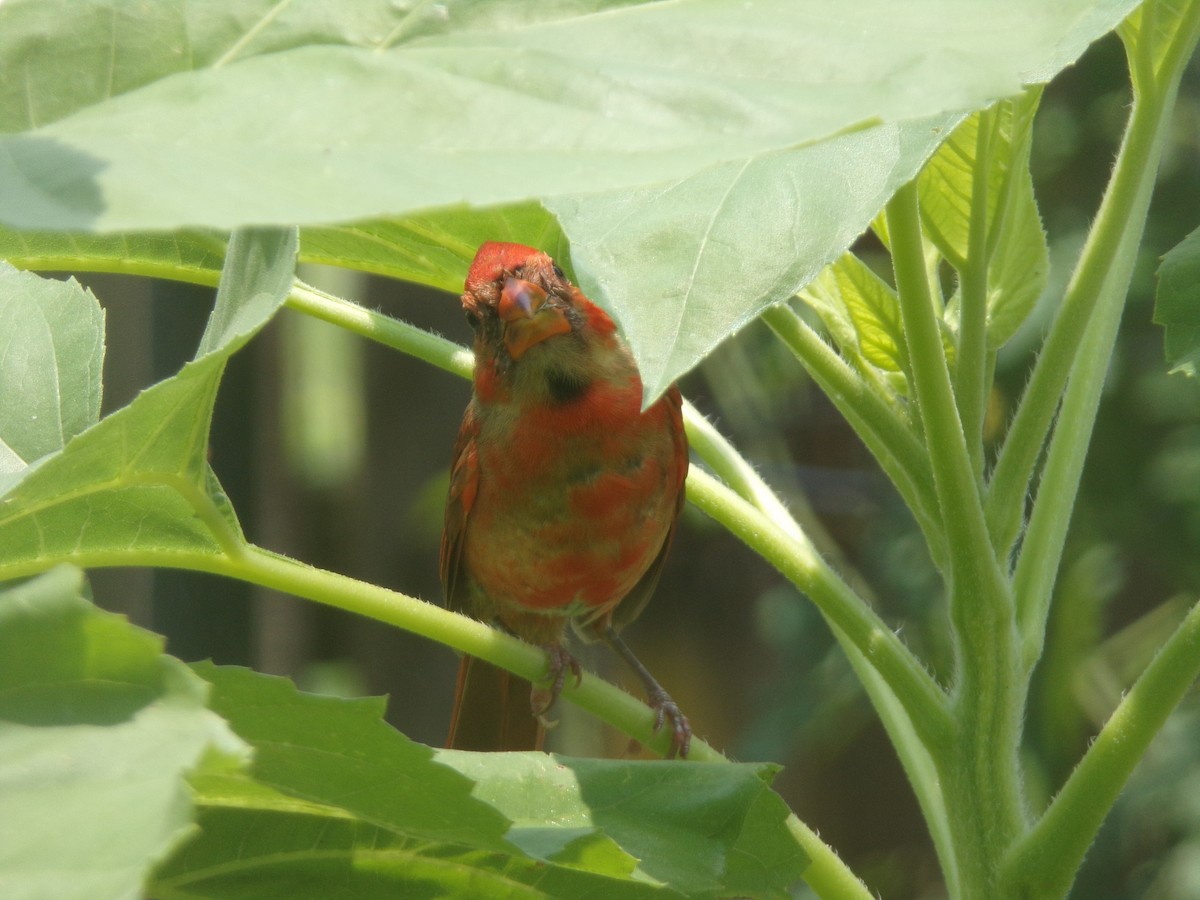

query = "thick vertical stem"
[
  {"left": 888, "top": 183, "right": 1025, "bottom": 896},
  {"left": 1004, "top": 599, "right": 1200, "bottom": 897}
]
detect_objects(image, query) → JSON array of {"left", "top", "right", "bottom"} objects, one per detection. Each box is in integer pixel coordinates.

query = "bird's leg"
[
  {"left": 602, "top": 625, "right": 692, "bottom": 759},
  {"left": 530, "top": 641, "right": 583, "bottom": 719}
]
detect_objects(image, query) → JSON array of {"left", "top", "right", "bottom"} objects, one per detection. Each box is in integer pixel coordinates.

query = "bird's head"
[{"left": 461, "top": 242, "right": 627, "bottom": 403}]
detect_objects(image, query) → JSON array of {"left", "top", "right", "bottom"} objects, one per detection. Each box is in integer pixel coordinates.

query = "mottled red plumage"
[{"left": 442, "top": 242, "right": 690, "bottom": 756}]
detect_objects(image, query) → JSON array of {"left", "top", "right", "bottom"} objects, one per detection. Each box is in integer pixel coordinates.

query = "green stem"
[
  {"left": 888, "top": 182, "right": 1023, "bottom": 895},
  {"left": 954, "top": 107, "right": 995, "bottom": 481},
  {"left": 687, "top": 393, "right": 957, "bottom": 886},
  {"left": 287, "top": 280, "right": 474, "bottom": 377},
  {"left": 227, "top": 547, "right": 875, "bottom": 896},
  {"left": 11, "top": 542, "right": 712, "bottom": 762},
  {"left": 846, "top": 644, "right": 961, "bottom": 896},
  {"left": 682, "top": 402, "right": 806, "bottom": 540},
  {"left": 984, "top": 0, "right": 1200, "bottom": 562},
  {"left": 1128, "top": 0, "right": 1162, "bottom": 93},
  {"left": 887, "top": 182, "right": 1000, "bottom": 597},
  {"left": 761, "top": 304, "right": 946, "bottom": 568},
  {"left": 1004, "top": 598, "right": 1200, "bottom": 898},
  {"left": 788, "top": 816, "right": 875, "bottom": 900},
  {"left": 1011, "top": 0, "right": 1200, "bottom": 673},
  {"left": 686, "top": 392, "right": 876, "bottom": 595},
  {"left": 686, "top": 391, "right": 958, "bottom": 887},
  {"left": 243, "top": 543, "right": 735, "bottom": 763},
  {"left": 685, "top": 466, "right": 952, "bottom": 749}
]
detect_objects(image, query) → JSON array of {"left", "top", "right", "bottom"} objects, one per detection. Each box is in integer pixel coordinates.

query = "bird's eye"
[
  {"left": 464, "top": 310, "right": 480, "bottom": 330},
  {"left": 552, "top": 263, "right": 565, "bottom": 279}
]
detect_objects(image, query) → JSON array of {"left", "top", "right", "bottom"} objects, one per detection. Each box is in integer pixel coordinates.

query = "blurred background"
[{"left": 80, "top": 34, "right": 1199, "bottom": 900}]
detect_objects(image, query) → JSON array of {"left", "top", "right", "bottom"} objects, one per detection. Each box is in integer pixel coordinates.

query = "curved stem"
[
  {"left": 788, "top": 816, "right": 875, "bottom": 900},
  {"left": 685, "top": 466, "right": 952, "bottom": 749},
  {"left": 681, "top": 403, "right": 804, "bottom": 540},
  {"left": 686, "top": 343, "right": 966, "bottom": 892},
  {"left": 287, "top": 280, "right": 473, "bottom": 377},
  {"left": 887, "top": 182, "right": 1006, "bottom": 614},
  {"left": 760, "top": 304, "right": 945, "bottom": 568},
  {"left": 232, "top": 547, "right": 875, "bottom": 897},
  {"left": 234, "top": 545, "right": 726, "bottom": 762},
  {"left": 1011, "top": 0, "right": 1200, "bottom": 674},
  {"left": 686, "top": 395, "right": 957, "bottom": 884},
  {"left": 1004, "top": 598, "right": 1200, "bottom": 898},
  {"left": 984, "top": 0, "right": 1200, "bottom": 562}
]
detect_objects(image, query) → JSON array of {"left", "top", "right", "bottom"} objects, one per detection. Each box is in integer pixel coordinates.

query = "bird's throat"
[
  {"left": 544, "top": 368, "right": 592, "bottom": 405},
  {"left": 503, "top": 307, "right": 572, "bottom": 360}
]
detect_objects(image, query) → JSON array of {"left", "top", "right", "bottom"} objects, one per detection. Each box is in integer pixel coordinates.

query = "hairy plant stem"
[
  {"left": 1000, "top": 3, "right": 1200, "bottom": 895},
  {"left": 686, "top": 467, "right": 951, "bottom": 745},
  {"left": 761, "top": 304, "right": 946, "bottom": 568},
  {"left": 288, "top": 281, "right": 475, "bottom": 377},
  {"left": 888, "top": 182, "right": 1024, "bottom": 897},
  {"left": 985, "top": 1, "right": 1200, "bottom": 567},
  {"left": 1012, "top": 0, "right": 1200, "bottom": 676},
  {"left": 954, "top": 105, "right": 995, "bottom": 481},
  {"left": 1007, "top": 599, "right": 1200, "bottom": 897},
  {"left": 685, "top": 400, "right": 960, "bottom": 887}
]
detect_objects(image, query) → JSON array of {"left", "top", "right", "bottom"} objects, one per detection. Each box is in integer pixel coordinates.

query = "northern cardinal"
[{"left": 442, "top": 241, "right": 691, "bottom": 758}]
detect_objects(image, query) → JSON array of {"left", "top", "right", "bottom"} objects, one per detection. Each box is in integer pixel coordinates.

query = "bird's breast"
[{"left": 462, "top": 380, "right": 681, "bottom": 619}]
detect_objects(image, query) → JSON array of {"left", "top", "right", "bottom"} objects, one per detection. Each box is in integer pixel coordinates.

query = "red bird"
[{"left": 442, "top": 241, "right": 691, "bottom": 757}]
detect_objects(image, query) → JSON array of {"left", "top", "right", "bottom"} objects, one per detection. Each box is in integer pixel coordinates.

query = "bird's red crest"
[{"left": 466, "top": 242, "right": 542, "bottom": 292}]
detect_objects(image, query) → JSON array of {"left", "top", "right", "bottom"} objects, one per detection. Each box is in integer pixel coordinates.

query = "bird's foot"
[
  {"left": 602, "top": 625, "right": 692, "bottom": 759},
  {"left": 646, "top": 686, "right": 692, "bottom": 760},
  {"left": 530, "top": 642, "right": 583, "bottom": 719}
]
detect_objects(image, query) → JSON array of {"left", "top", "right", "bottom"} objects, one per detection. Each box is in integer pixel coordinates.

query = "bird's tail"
[{"left": 446, "top": 655, "right": 545, "bottom": 751}]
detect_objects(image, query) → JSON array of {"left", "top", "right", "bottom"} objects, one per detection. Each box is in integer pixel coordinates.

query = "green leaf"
[
  {"left": 0, "top": 566, "right": 247, "bottom": 900},
  {"left": 187, "top": 662, "right": 515, "bottom": 853},
  {"left": 440, "top": 752, "right": 805, "bottom": 897},
  {"left": 0, "top": 265, "right": 104, "bottom": 474},
  {"left": 0, "top": 226, "right": 227, "bottom": 285},
  {"left": 547, "top": 116, "right": 956, "bottom": 399},
  {"left": 801, "top": 252, "right": 907, "bottom": 376},
  {"left": 917, "top": 90, "right": 1048, "bottom": 349},
  {"left": 172, "top": 664, "right": 806, "bottom": 898},
  {"left": 0, "top": 204, "right": 562, "bottom": 301},
  {"left": 301, "top": 202, "right": 568, "bottom": 294},
  {"left": 0, "top": 229, "right": 296, "bottom": 578},
  {"left": 0, "top": 0, "right": 441, "bottom": 133},
  {"left": 0, "top": 356, "right": 241, "bottom": 573},
  {"left": 0, "top": 0, "right": 1139, "bottom": 232},
  {"left": 0, "top": 0, "right": 1141, "bottom": 398},
  {"left": 1119, "top": 0, "right": 1199, "bottom": 94},
  {"left": 156, "top": 805, "right": 675, "bottom": 899},
  {"left": 1155, "top": 225, "right": 1200, "bottom": 378},
  {"left": 986, "top": 179, "right": 1048, "bottom": 349},
  {"left": 197, "top": 228, "right": 299, "bottom": 357}
]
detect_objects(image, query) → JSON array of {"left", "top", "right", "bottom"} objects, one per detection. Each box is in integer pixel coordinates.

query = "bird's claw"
[
  {"left": 530, "top": 643, "right": 583, "bottom": 717},
  {"left": 648, "top": 688, "right": 692, "bottom": 760}
]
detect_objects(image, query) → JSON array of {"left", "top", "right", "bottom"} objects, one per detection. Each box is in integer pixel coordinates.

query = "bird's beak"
[{"left": 499, "top": 278, "right": 571, "bottom": 359}]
